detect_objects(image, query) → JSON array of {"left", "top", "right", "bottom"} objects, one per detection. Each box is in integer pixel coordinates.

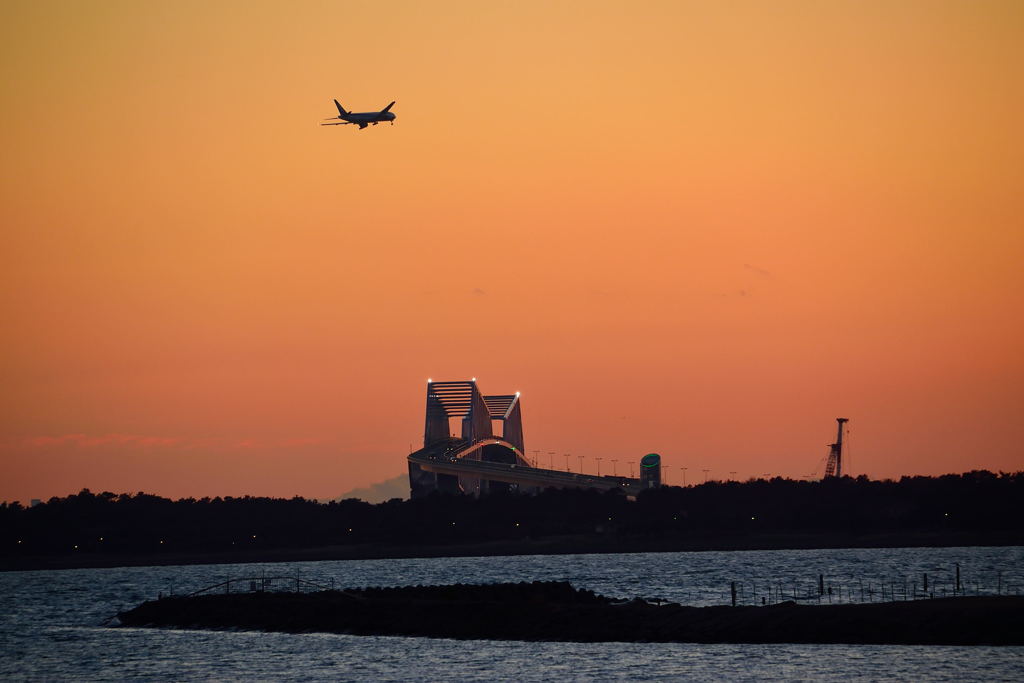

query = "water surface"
[{"left": 1, "top": 546, "right": 1021, "bottom": 680}]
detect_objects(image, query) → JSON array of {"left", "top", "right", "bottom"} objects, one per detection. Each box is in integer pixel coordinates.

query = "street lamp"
[
  {"left": 611, "top": 459, "right": 618, "bottom": 476},
  {"left": 564, "top": 454, "right": 571, "bottom": 472},
  {"left": 682, "top": 467, "right": 687, "bottom": 486},
  {"left": 595, "top": 457, "right": 603, "bottom": 476},
  {"left": 533, "top": 450, "right": 541, "bottom": 469},
  {"left": 547, "top": 451, "right": 556, "bottom": 470},
  {"left": 577, "top": 455, "right": 585, "bottom": 473},
  {"left": 702, "top": 468, "right": 710, "bottom": 483},
  {"left": 628, "top": 461, "right": 635, "bottom": 477}
]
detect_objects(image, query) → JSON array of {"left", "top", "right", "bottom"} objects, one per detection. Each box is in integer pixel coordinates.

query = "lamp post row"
[{"left": 516, "top": 449, "right": 751, "bottom": 484}]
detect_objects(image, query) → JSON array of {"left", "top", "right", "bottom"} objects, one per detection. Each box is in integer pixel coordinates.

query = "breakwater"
[{"left": 117, "top": 581, "right": 1024, "bottom": 645}]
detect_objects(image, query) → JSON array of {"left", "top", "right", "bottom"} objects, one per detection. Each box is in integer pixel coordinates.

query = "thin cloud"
[
  {"left": 743, "top": 263, "right": 773, "bottom": 278},
  {"left": 19, "top": 434, "right": 327, "bottom": 450},
  {"left": 22, "top": 434, "right": 182, "bottom": 448},
  {"left": 714, "top": 289, "right": 753, "bottom": 298}
]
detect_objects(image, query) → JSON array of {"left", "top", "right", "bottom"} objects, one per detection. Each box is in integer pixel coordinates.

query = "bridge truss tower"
[{"left": 409, "top": 380, "right": 527, "bottom": 497}]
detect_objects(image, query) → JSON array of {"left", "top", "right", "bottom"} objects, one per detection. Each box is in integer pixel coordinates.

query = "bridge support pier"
[{"left": 409, "top": 462, "right": 461, "bottom": 498}]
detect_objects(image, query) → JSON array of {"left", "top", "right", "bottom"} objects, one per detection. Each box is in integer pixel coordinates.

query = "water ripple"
[{"left": 1, "top": 546, "right": 1022, "bottom": 680}]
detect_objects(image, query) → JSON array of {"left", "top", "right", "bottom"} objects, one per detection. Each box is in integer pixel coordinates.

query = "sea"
[{"left": 1, "top": 546, "right": 1022, "bottom": 681}]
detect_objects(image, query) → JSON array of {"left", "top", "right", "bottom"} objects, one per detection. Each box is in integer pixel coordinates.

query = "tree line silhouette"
[{"left": 2, "top": 471, "right": 1020, "bottom": 559}]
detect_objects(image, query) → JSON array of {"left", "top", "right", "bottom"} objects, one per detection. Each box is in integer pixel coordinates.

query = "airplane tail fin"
[
  {"left": 334, "top": 99, "right": 348, "bottom": 116},
  {"left": 381, "top": 101, "right": 395, "bottom": 113}
]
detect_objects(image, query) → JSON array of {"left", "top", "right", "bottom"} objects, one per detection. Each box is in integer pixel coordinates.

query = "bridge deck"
[{"left": 409, "top": 442, "right": 644, "bottom": 496}]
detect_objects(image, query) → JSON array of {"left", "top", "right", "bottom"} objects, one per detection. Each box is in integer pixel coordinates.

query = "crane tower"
[{"left": 823, "top": 418, "right": 849, "bottom": 478}]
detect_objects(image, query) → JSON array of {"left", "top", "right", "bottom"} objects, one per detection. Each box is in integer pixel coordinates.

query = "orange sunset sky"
[{"left": 2, "top": 1, "right": 1022, "bottom": 503}]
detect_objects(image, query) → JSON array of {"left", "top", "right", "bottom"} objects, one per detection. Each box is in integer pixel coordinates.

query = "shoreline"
[{"left": 4, "top": 530, "right": 1020, "bottom": 572}]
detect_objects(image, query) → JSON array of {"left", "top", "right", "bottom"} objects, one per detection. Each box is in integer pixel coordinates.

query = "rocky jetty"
[{"left": 117, "top": 581, "right": 1024, "bottom": 645}]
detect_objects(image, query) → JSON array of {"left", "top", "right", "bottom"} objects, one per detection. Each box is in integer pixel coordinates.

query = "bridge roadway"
[{"left": 409, "top": 438, "right": 645, "bottom": 496}]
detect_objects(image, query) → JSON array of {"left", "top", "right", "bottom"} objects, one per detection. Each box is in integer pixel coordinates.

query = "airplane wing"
[
  {"left": 320, "top": 121, "right": 353, "bottom": 126},
  {"left": 380, "top": 101, "right": 395, "bottom": 113}
]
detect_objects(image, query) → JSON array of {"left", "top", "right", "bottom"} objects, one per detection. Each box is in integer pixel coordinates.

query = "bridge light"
[
  {"left": 471, "top": 377, "right": 476, "bottom": 381},
  {"left": 427, "top": 378, "right": 432, "bottom": 383},
  {"left": 515, "top": 391, "right": 520, "bottom": 396}
]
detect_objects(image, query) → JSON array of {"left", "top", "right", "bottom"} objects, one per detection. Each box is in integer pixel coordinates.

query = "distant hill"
[{"left": 337, "top": 474, "right": 408, "bottom": 503}]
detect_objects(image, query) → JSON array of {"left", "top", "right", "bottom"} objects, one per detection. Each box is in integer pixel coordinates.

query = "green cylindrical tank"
[{"left": 639, "top": 453, "right": 661, "bottom": 488}]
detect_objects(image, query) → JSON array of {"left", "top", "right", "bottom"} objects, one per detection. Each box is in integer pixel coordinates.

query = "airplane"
[{"left": 321, "top": 99, "right": 396, "bottom": 129}]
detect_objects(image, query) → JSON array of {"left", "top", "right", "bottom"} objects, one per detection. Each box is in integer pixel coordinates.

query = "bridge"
[{"left": 408, "top": 380, "right": 660, "bottom": 498}]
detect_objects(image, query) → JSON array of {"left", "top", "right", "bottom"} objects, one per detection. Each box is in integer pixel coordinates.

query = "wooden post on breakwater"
[
  {"left": 819, "top": 574, "right": 824, "bottom": 596},
  {"left": 956, "top": 563, "right": 961, "bottom": 593},
  {"left": 731, "top": 581, "right": 737, "bottom": 607}
]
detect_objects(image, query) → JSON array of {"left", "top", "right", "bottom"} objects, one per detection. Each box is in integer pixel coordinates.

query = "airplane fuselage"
[{"left": 342, "top": 111, "right": 396, "bottom": 124}]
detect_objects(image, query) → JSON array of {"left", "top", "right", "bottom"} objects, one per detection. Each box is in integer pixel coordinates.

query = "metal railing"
[{"left": 182, "top": 574, "right": 334, "bottom": 598}]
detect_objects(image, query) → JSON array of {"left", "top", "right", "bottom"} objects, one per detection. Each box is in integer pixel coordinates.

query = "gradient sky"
[{"left": 2, "top": 0, "right": 1022, "bottom": 502}]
